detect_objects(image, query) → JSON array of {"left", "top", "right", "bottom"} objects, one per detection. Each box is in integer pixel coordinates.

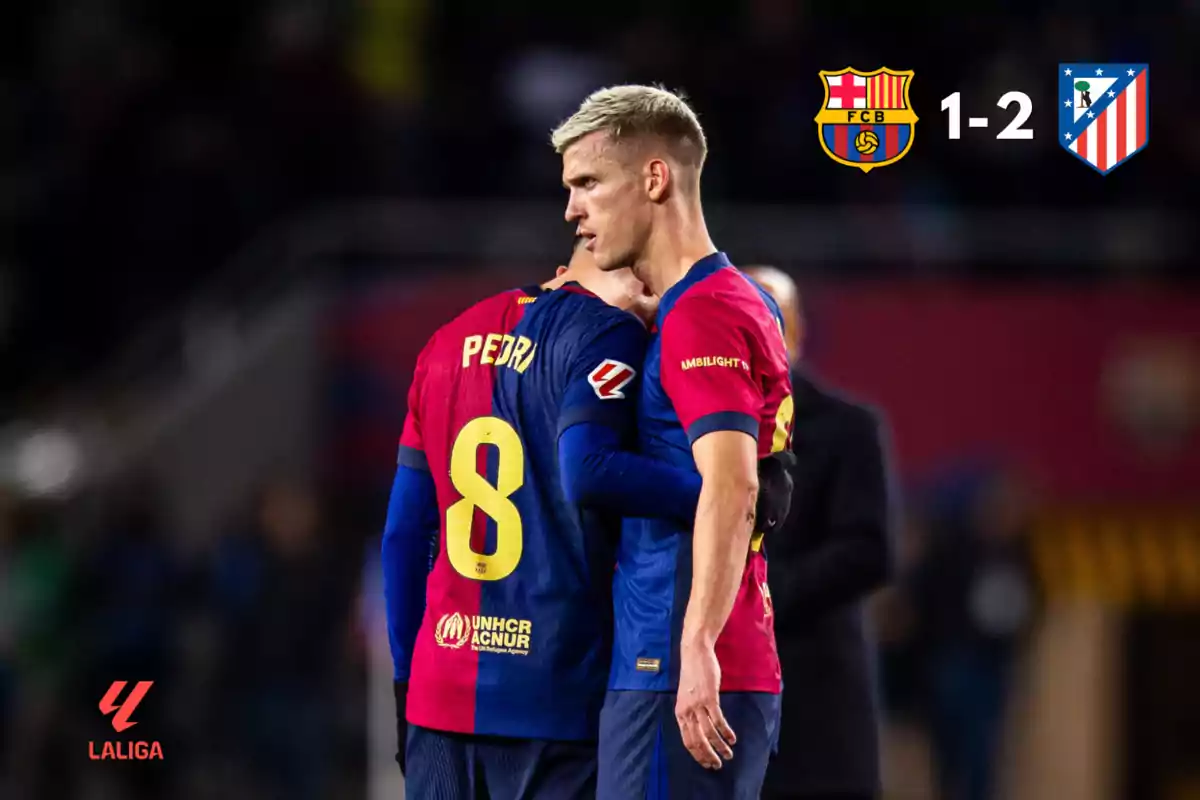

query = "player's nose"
[{"left": 564, "top": 191, "right": 583, "bottom": 223}]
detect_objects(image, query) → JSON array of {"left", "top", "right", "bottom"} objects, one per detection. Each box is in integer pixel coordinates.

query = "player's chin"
[{"left": 595, "top": 248, "right": 631, "bottom": 273}]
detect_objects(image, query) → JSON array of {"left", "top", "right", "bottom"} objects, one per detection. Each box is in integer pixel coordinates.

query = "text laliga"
[{"left": 89, "top": 740, "right": 165, "bottom": 760}]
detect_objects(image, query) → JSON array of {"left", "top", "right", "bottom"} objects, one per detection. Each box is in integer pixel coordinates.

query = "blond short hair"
[{"left": 550, "top": 85, "right": 707, "bottom": 168}]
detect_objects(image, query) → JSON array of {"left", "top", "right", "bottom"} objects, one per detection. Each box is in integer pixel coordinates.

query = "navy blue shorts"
[
  {"left": 406, "top": 725, "right": 596, "bottom": 800},
  {"left": 597, "top": 690, "right": 781, "bottom": 800}
]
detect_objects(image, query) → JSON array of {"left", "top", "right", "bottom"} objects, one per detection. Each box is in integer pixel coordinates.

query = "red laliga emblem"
[
  {"left": 588, "top": 360, "right": 636, "bottom": 400},
  {"left": 99, "top": 680, "right": 153, "bottom": 732},
  {"left": 90, "top": 681, "right": 165, "bottom": 761}
]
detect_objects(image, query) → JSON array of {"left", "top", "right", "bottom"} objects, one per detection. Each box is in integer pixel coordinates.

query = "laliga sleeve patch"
[{"left": 587, "top": 359, "right": 637, "bottom": 400}]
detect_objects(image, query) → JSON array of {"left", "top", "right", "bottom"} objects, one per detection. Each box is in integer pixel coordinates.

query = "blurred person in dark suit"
[
  {"left": 208, "top": 479, "right": 354, "bottom": 800},
  {"left": 910, "top": 468, "right": 1039, "bottom": 800},
  {"left": 746, "top": 267, "right": 896, "bottom": 800}
]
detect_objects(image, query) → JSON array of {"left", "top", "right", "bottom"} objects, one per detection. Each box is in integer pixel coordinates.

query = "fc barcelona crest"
[
  {"left": 1059, "top": 63, "right": 1149, "bottom": 175},
  {"left": 816, "top": 67, "right": 918, "bottom": 173}
]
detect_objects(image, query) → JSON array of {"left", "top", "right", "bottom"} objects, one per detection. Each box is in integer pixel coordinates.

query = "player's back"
[{"left": 401, "top": 283, "right": 645, "bottom": 741}]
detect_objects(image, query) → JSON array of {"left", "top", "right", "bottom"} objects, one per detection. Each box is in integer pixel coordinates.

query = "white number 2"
[{"left": 997, "top": 91, "right": 1034, "bottom": 140}]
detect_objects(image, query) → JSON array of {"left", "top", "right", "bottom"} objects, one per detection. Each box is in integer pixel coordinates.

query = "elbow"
[
  {"left": 562, "top": 461, "right": 606, "bottom": 510},
  {"left": 708, "top": 471, "right": 759, "bottom": 519},
  {"left": 742, "top": 476, "right": 760, "bottom": 516},
  {"left": 565, "top": 478, "right": 603, "bottom": 510}
]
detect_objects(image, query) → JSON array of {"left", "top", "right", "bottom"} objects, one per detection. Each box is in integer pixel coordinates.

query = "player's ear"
[
  {"left": 555, "top": 266, "right": 568, "bottom": 277},
  {"left": 646, "top": 159, "right": 670, "bottom": 202}
]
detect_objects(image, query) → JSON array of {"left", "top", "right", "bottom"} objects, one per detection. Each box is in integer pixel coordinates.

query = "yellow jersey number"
[
  {"left": 772, "top": 394, "right": 795, "bottom": 455},
  {"left": 445, "top": 416, "right": 525, "bottom": 581},
  {"left": 753, "top": 393, "right": 795, "bottom": 553}
]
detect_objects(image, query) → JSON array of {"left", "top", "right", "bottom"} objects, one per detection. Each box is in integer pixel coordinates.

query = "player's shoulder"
[
  {"left": 423, "top": 288, "right": 525, "bottom": 346},
  {"left": 672, "top": 266, "right": 777, "bottom": 326}
]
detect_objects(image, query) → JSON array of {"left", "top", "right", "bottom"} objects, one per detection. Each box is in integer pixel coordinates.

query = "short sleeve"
[
  {"left": 557, "top": 312, "right": 648, "bottom": 437},
  {"left": 397, "top": 340, "right": 431, "bottom": 471},
  {"left": 660, "top": 292, "right": 764, "bottom": 445}
]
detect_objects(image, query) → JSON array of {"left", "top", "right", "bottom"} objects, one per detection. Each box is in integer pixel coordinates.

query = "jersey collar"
[
  {"left": 558, "top": 281, "right": 597, "bottom": 298},
  {"left": 522, "top": 281, "right": 596, "bottom": 298},
  {"left": 656, "top": 251, "right": 732, "bottom": 327}
]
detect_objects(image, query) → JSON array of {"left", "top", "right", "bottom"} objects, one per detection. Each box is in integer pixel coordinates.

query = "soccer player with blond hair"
[{"left": 553, "top": 85, "right": 794, "bottom": 798}]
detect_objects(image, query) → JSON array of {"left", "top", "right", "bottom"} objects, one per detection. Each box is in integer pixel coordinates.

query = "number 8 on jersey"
[{"left": 446, "top": 416, "right": 525, "bottom": 581}]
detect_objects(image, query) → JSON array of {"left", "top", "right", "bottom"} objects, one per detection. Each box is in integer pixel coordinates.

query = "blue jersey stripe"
[
  {"left": 686, "top": 410, "right": 759, "bottom": 444},
  {"left": 397, "top": 444, "right": 429, "bottom": 470},
  {"left": 557, "top": 402, "right": 628, "bottom": 437}
]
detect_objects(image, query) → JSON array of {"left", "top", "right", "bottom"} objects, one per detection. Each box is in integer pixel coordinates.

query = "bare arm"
[
  {"left": 658, "top": 285, "right": 789, "bottom": 769},
  {"left": 682, "top": 430, "right": 760, "bottom": 648}
]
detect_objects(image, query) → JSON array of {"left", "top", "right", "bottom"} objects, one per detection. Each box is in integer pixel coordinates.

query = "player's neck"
[{"left": 636, "top": 211, "right": 716, "bottom": 297}]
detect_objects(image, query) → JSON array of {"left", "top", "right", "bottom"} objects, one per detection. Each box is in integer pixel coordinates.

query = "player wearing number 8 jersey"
[{"left": 391, "top": 244, "right": 659, "bottom": 739}]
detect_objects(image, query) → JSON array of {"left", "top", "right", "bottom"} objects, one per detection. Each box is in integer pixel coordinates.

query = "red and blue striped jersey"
[
  {"left": 397, "top": 283, "right": 647, "bottom": 740},
  {"left": 610, "top": 252, "right": 793, "bottom": 693}
]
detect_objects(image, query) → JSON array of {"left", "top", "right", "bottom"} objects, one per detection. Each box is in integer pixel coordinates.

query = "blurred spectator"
[
  {"left": 206, "top": 479, "right": 353, "bottom": 800},
  {"left": 0, "top": 497, "right": 75, "bottom": 799},
  {"left": 873, "top": 512, "right": 931, "bottom": 725},
  {"left": 79, "top": 493, "right": 179, "bottom": 683},
  {"left": 0, "top": 492, "right": 18, "bottom": 768},
  {"left": 1102, "top": 338, "right": 1200, "bottom": 462},
  {"left": 748, "top": 266, "right": 896, "bottom": 800},
  {"left": 872, "top": 511, "right": 937, "bottom": 797},
  {"left": 61, "top": 490, "right": 178, "bottom": 799},
  {"left": 910, "top": 468, "right": 1041, "bottom": 800},
  {"left": 0, "top": 498, "right": 73, "bottom": 686}
]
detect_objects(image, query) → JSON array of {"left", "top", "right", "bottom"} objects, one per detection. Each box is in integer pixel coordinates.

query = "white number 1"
[{"left": 941, "top": 91, "right": 962, "bottom": 139}]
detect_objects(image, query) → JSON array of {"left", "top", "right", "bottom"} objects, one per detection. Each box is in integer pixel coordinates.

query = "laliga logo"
[
  {"left": 435, "top": 612, "right": 472, "bottom": 649},
  {"left": 89, "top": 681, "right": 164, "bottom": 761}
]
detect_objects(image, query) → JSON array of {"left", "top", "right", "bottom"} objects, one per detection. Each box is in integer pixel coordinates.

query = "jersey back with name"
[
  {"left": 610, "top": 253, "right": 793, "bottom": 694},
  {"left": 398, "top": 284, "right": 647, "bottom": 740}
]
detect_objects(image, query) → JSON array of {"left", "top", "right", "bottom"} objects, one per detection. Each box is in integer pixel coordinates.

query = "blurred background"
[{"left": 0, "top": 1, "right": 1196, "bottom": 798}]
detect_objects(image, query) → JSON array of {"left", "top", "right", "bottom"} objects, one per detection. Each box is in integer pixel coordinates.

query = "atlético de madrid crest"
[
  {"left": 1059, "top": 63, "right": 1149, "bottom": 175},
  {"left": 816, "top": 67, "right": 918, "bottom": 173}
]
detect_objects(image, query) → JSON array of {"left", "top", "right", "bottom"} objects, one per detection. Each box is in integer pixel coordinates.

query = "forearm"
[
  {"left": 381, "top": 464, "right": 440, "bottom": 681},
  {"left": 682, "top": 472, "right": 758, "bottom": 646},
  {"left": 559, "top": 422, "right": 701, "bottom": 524}
]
